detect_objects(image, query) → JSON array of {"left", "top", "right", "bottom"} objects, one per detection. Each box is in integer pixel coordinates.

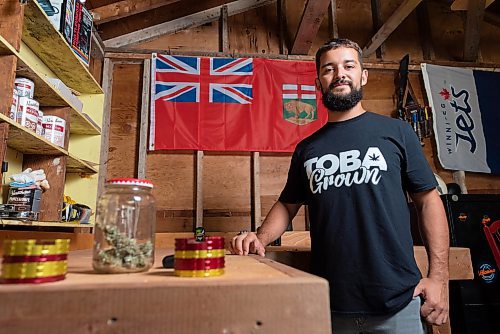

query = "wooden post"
[
  {"left": 370, "top": 0, "right": 385, "bottom": 59},
  {"left": 219, "top": 5, "right": 229, "bottom": 53},
  {"left": 22, "top": 155, "right": 67, "bottom": 221},
  {"left": 416, "top": 0, "right": 435, "bottom": 61},
  {"left": 195, "top": 150, "right": 204, "bottom": 230},
  {"left": 328, "top": 0, "right": 339, "bottom": 40},
  {"left": 137, "top": 58, "right": 151, "bottom": 179},
  {"left": 278, "top": 0, "right": 289, "bottom": 54},
  {"left": 0, "top": 124, "right": 8, "bottom": 186},
  {"left": 251, "top": 152, "right": 262, "bottom": 231},
  {"left": 97, "top": 58, "right": 114, "bottom": 198}
]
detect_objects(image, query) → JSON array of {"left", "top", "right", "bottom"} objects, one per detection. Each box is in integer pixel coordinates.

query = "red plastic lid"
[{"left": 106, "top": 178, "right": 153, "bottom": 188}]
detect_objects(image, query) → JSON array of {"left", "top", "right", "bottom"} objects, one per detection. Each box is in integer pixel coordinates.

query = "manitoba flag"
[
  {"left": 422, "top": 63, "right": 500, "bottom": 174},
  {"left": 150, "top": 54, "right": 327, "bottom": 152}
]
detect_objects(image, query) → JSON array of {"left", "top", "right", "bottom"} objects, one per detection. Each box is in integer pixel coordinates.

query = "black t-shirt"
[{"left": 279, "top": 111, "right": 437, "bottom": 315}]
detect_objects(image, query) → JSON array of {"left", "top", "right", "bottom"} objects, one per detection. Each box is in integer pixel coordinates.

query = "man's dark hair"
[{"left": 315, "top": 38, "right": 363, "bottom": 75}]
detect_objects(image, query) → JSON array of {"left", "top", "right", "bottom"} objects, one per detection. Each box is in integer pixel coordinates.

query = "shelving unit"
[
  {"left": 0, "top": 0, "right": 104, "bottom": 229},
  {"left": 22, "top": 1, "right": 103, "bottom": 95},
  {"left": 0, "top": 35, "right": 100, "bottom": 135},
  {"left": 0, "top": 113, "right": 97, "bottom": 173}
]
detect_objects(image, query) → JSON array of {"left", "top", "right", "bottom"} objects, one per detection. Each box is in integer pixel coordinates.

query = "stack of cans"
[
  {"left": 174, "top": 236, "right": 225, "bottom": 277},
  {"left": 1, "top": 239, "right": 70, "bottom": 284}
]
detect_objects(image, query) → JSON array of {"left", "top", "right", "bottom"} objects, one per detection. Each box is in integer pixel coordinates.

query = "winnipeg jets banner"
[
  {"left": 421, "top": 63, "right": 500, "bottom": 174},
  {"left": 150, "top": 54, "right": 327, "bottom": 152}
]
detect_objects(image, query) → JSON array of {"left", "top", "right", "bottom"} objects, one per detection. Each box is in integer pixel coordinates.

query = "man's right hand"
[{"left": 229, "top": 232, "right": 266, "bottom": 257}]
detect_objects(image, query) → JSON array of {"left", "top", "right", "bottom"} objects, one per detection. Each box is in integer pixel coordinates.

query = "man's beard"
[{"left": 321, "top": 80, "right": 363, "bottom": 112}]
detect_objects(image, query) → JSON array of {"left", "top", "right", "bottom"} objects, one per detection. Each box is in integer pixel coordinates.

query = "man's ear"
[
  {"left": 361, "top": 69, "right": 368, "bottom": 86},
  {"left": 315, "top": 78, "right": 322, "bottom": 91}
]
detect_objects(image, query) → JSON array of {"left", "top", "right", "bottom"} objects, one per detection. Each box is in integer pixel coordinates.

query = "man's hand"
[
  {"left": 413, "top": 277, "right": 449, "bottom": 326},
  {"left": 229, "top": 232, "right": 266, "bottom": 257}
]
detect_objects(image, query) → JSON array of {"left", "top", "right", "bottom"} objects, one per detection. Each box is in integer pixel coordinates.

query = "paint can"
[
  {"left": 16, "top": 97, "right": 39, "bottom": 132},
  {"left": 14, "top": 77, "right": 35, "bottom": 99},
  {"left": 42, "top": 115, "right": 66, "bottom": 147}
]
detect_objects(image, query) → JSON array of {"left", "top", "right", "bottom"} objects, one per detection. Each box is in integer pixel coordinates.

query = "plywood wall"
[{"left": 105, "top": 0, "right": 500, "bottom": 233}]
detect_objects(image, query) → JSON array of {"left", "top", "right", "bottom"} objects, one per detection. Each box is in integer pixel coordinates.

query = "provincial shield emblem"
[{"left": 282, "top": 84, "right": 317, "bottom": 125}]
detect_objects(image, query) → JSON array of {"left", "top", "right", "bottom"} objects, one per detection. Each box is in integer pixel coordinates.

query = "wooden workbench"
[{"left": 0, "top": 248, "right": 331, "bottom": 334}]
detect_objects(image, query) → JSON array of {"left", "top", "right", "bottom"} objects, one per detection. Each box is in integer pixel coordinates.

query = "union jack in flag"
[{"left": 153, "top": 54, "right": 253, "bottom": 104}]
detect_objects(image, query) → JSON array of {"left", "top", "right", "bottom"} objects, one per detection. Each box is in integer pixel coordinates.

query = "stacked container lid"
[
  {"left": 174, "top": 236, "right": 225, "bottom": 277},
  {"left": 1, "top": 239, "right": 70, "bottom": 284}
]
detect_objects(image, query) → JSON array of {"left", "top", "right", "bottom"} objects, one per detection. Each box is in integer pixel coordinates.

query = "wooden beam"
[
  {"left": 328, "top": 0, "right": 339, "bottom": 40},
  {"left": 195, "top": 150, "right": 204, "bottom": 230},
  {"left": 290, "top": 0, "right": 331, "bottom": 55},
  {"left": 416, "top": 0, "right": 435, "bottom": 60},
  {"left": 370, "top": 0, "right": 385, "bottom": 59},
  {"left": 484, "top": 11, "right": 500, "bottom": 27},
  {"left": 91, "top": 26, "right": 106, "bottom": 59},
  {"left": 363, "top": 0, "right": 423, "bottom": 57},
  {"left": 219, "top": 5, "right": 229, "bottom": 53},
  {"left": 91, "top": 0, "right": 182, "bottom": 24},
  {"left": 451, "top": 0, "right": 494, "bottom": 10},
  {"left": 97, "top": 58, "right": 114, "bottom": 198},
  {"left": 104, "top": 49, "right": 500, "bottom": 72},
  {"left": 104, "top": 0, "right": 277, "bottom": 48},
  {"left": 464, "top": 0, "right": 486, "bottom": 62},
  {"left": 251, "top": 152, "right": 262, "bottom": 230},
  {"left": 277, "top": 0, "right": 289, "bottom": 54},
  {"left": 137, "top": 59, "right": 151, "bottom": 180}
]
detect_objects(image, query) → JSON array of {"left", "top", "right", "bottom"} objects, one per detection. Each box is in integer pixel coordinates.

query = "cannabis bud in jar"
[{"left": 93, "top": 179, "right": 156, "bottom": 274}]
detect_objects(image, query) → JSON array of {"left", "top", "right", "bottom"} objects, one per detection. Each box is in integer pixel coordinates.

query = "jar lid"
[{"left": 106, "top": 178, "right": 154, "bottom": 188}]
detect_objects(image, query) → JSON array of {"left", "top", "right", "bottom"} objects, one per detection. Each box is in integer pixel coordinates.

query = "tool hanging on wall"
[{"left": 396, "top": 54, "right": 433, "bottom": 145}]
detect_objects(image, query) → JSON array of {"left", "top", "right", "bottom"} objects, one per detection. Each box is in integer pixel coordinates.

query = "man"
[{"left": 230, "top": 38, "right": 450, "bottom": 333}]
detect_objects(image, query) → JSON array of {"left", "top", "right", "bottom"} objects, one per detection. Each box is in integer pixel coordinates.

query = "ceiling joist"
[
  {"left": 363, "top": 0, "right": 423, "bottom": 57},
  {"left": 290, "top": 0, "right": 331, "bottom": 55},
  {"left": 451, "top": 0, "right": 495, "bottom": 10},
  {"left": 91, "top": 0, "right": 182, "bottom": 25},
  {"left": 464, "top": 0, "right": 486, "bottom": 61},
  {"left": 103, "top": 0, "right": 276, "bottom": 48}
]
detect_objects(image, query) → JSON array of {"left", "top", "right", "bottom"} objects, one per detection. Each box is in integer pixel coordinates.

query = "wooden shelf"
[
  {"left": 0, "top": 113, "right": 97, "bottom": 174},
  {"left": 67, "top": 154, "right": 98, "bottom": 174},
  {"left": 0, "top": 219, "right": 93, "bottom": 228},
  {"left": 22, "top": 1, "right": 103, "bottom": 94},
  {"left": 0, "top": 35, "right": 100, "bottom": 135}
]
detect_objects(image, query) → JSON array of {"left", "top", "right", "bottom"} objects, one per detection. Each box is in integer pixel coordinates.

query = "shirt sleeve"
[
  {"left": 402, "top": 123, "right": 438, "bottom": 193},
  {"left": 278, "top": 149, "right": 308, "bottom": 204}
]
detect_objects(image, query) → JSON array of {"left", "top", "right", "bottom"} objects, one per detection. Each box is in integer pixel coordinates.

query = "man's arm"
[
  {"left": 229, "top": 201, "right": 302, "bottom": 256},
  {"left": 410, "top": 189, "right": 450, "bottom": 326}
]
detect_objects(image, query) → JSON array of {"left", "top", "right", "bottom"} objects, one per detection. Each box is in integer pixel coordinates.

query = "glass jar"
[{"left": 93, "top": 178, "right": 156, "bottom": 273}]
